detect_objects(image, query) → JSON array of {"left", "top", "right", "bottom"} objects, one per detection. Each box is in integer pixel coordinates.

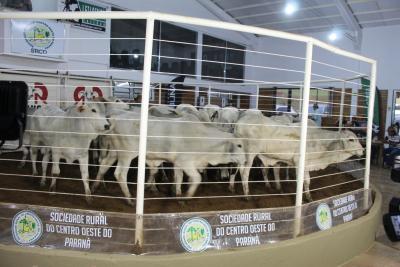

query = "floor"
[{"left": 342, "top": 165, "right": 400, "bottom": 267}]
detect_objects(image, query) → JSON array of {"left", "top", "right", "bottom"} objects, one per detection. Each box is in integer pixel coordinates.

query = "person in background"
[{"left": 383, "top": 126, "right": 400, "bottom": 166}]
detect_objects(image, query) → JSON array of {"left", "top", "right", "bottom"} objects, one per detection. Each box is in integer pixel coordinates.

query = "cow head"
[
  {"left": 73, "top": 101, "right": 111, "bottom": 133},
  {"left": 340, "top": 130, "right": 364, "bottom": 157},
  {"left": 92, "top": 96, "right": 130, "bottom": 116}
]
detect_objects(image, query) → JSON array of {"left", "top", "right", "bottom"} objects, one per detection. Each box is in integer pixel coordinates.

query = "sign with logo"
[
  {"left": 73, "top": 86, "right": 103, "bottom": 102},
  {"left": 11, "top": 20, "right": 65, "bottom": 59},
  {"left": 59, "top": 0, "right": 108, "bottom": 32},
  {"left": 12, "top": 210, "right": 43, "bottom": 245},
  {"left": 316, "top": 203, "right": 332, "bottom": 231},
  {"left": 180, "top": 217, "right": 212, "bottom": 252}
]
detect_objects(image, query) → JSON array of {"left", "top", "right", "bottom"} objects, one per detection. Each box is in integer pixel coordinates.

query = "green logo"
[
  {"left": 180, "top": 217, "right": 212, "bottom": 252},
  {"left": 316, "top": 203, "right": 332, "bottom": 231},
  {"left": 23, "top": 21, "right": 55, "bottom": 50},
  {"left": 12, "top": 210, "right": 43, "bottom": 245}
]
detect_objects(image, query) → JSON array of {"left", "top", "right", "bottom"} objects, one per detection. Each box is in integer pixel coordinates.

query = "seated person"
[{"left": 384, "top": 126, "right": 400, "bottom": 166}]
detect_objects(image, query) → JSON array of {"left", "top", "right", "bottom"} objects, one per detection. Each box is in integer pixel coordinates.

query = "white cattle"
[
  {"left": 175, "top": 104, "right": 210, "bottom": 122},
  {"left": 29, "top": 101, "right": 110, "bottom": 203},
  {"left": 92, "top": 110, "right": 246, "bottom": 205},
  {"left": 202, "top": 104, "right": 220, "bottom": 121},
  {"left": 233, "top": 111, "right": 364, "bottom": 201}
]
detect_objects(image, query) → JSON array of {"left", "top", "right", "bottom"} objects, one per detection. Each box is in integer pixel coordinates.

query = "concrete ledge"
[{"left": 0, "top": 188, "right": 382, "bottom": 267}]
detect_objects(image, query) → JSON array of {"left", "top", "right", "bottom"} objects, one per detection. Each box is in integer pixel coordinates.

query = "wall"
[{"left": 249, "top": 24, "right": 400, "bottom": 128}]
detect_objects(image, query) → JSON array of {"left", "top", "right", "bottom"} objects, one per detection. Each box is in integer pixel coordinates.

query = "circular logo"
[
  {"left": 12, "top": 210, "right": 43, "bottom": 245},
  {"left": 180, "top": 217, "right": 212, "bottom": 252},
  {"left": 23, "top": 21, "right": 55, "bottom": 49},
  {"left": 316, "top": 203, "right": 332, "bottom": 231}
]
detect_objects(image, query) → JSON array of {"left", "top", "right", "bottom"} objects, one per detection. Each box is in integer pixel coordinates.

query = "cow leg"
[
  {"left": 174, "top": 169, "right": 184, "bottom": 197},
  {"left": 91, "top": 152, "right": 117, "bottom": 193},
  {"left": 183, "top": 168, "right": 202, "bottom": 198},
  {"left": 40, "top": 149, "right": 50, "bottom": 187},
  {"left": 260, "top": 165, "right": 271, "bottom": 189},
  {"left": 273, "top": 166, "right": 282, "bottom": 191},
  {"left": 228, "top": 168, "right": 239, "bottom": 192},
  {"left": 238, "top": 154, "right": 256, "bottom": 199},
  {"left": 18, "top": 146, "right": 29, "bottom": 169},
  {"left": 304, "top": 170, "right": 312, "bottom": 202},
  {"left": 146, "top": 162, "right": 160, "bottom": 193},
  {"left": 114, "top": 157, "right": 133, "bottom": 206},
  {"left": 79, "top": 156, "right": 92, "bottom": 204},
  {"left": 49, "top": 152, "right": 61, "bottom": 193},
  {"left": 30, "top": 147, "right": 39, "bottom": 176}
]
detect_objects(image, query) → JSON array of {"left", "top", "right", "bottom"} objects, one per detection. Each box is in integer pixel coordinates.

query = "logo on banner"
[
  {"left": 180, "top": 217, "right": 212, "bottom": 252},
  {"left": 316, "top": 203, "right": 332, "bottom": 231},
  {"left": 23, "top": 21, "right": 55, "bottom": 54},
  {"left": 12, "top": 210, "right": 43, "bottom": 245},
  {"left": 73, "top": 86, "right": 104, "bottom": 102}
]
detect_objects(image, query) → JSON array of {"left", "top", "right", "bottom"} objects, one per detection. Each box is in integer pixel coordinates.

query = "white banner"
[{"left": 11, "top": 20, "right": 66, "bottom": 59}]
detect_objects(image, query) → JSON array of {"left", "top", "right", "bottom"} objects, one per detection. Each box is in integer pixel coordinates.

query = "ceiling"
[{"left": 210, "top": 0, "right": 400, "bottom": 35}]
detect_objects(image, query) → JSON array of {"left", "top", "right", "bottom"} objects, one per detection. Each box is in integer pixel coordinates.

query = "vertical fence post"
[
  {"left": 299, "top": 82, "right": 303, "bottom": 114},
  {"left": 294, "top": 41, "right": 313, "bottom": 237},
  {"left": 255, "top": 84, "right": 259, "bottom": 109},
  {"left": 363, "top": 62, "right": 377, "bottom": 210},
  {"left": 134, "top": 16, "right": 155, "bottom": 249},
  {"left": 339, "top": 81, "right": 346, "bottom": 131},
  {"left": 208, "top": 84, "right": 211, "bottom": 104},
  {"left": 158, "top": 83, "right": 162, "bottom": 105}
]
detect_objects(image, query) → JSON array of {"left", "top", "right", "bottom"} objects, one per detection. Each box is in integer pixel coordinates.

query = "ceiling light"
[
  {"left": 284, "top": 2, "right": 298, "bottom": 16},
  {"left": 328, "top": 32, "right": 337, "bottom": 41}
]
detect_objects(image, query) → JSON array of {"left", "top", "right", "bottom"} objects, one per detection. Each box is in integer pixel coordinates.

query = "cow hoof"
[
  {"left": 228, "top": 186, "right": 235, "bottom": 193},
  {"left": 265, "top": 183, "right": 271, "bottom": 189},
  {"left": 305, "top": 194, "right": 313, "bottom": 203},
  {"left": 39, "top": 181, "right": 46, "bottom": 188},
  {"left": 91, "top": 184, "right": 99, "bottom": 193},
  {"left": 86, "top": 197, "right": 93, "bottom": 205},
  {"left": 17, "top": 163, "right": 25, "bottom": 169},
  {"left": 242, "top": 196, "right": 251, "bottom": 201},
  {"left": 126, "top": 199, "right": 134, "bottom": 207},
  {"left": 178, "top": 200, "right": 186, "bottom": 207},
  {"left": 49, "top": 186, "right": 56, "bottom": 194}
]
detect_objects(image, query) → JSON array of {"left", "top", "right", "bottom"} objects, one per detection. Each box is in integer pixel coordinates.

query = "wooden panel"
[
  {"left": 258, "top": 88, "right": 276, "bottom": 112},
  {"left": 331, "top": 88, "right": 352, "bottom": 122},
  {"left": 239, "top": 94, "right": 250, "bottom": 109}
]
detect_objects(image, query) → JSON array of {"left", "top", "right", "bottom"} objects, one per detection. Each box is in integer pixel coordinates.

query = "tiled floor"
[{"left": 342, "top": 165, "right": 400, "bottom": 266}]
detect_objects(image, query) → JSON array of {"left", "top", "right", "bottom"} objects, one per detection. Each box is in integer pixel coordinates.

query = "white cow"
[
  {"left": 29, "top": 101, "right": 110, "bottom": 203},
  {"left": 175, "top": 104, "right": 210, "bottom": 122},
  {"left": 233, "top": 111, "right": 364, "bottom": 201},
  {"left": 92, "top": 111, "right": 246, "bottom": 205}
]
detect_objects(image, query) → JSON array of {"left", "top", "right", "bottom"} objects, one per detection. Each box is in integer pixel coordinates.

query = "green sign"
[
  {"left": 61, "top": 0, "right": 107, "bottom": 32},
  {"left": 77, "top": 1, "right": 106, "bottom": 31}
]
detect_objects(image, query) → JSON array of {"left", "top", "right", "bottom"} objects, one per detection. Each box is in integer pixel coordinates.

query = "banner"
[
  {"left": 11, "top": 20, "right": 66, "bottom": 59},
  {"left": 58, "top": 0, "right": 109, "bottom": 32},
  {"left": 0, "top": 189, "right": 371, "bottom": 255}
]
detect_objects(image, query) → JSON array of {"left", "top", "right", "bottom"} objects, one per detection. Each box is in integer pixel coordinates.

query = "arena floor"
[{"left": 0, "top": 151, "right": 363, "bottom": 213}]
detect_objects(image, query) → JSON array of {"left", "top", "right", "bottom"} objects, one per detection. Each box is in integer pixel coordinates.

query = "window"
[
  {"left": 154, "top": 22, "right": 197, "bottom": 75},
  {"left": 202, "top": 35, "right": 245, "bottom": 82},
  {"left": 110, "top": 8, "right": 147, "bottom": 70},
  {"left": 110, "top": 11, "right": 197, "bottom": 75}
]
